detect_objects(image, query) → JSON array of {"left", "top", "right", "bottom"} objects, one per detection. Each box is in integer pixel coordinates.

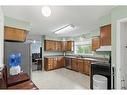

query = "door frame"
[{"left": 116, "top": 17, "right": 127, "bottom": 89}]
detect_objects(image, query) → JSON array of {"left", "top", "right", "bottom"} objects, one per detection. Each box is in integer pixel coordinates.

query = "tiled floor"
[{"left": 31, "top": 68, "right": 90, "bottom": 89}]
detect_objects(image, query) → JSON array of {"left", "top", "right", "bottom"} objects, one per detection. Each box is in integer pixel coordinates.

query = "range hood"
[{"left": 96, "top": 46, "right": 111, "bottom": 51}]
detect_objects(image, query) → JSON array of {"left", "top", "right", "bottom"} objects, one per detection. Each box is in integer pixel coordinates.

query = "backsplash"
[
  {"left": 44, "top": 51, "right": 64, "bottom": 56},
  {"left": 65, "top": 51, "right": 111, "bottom": 59}
]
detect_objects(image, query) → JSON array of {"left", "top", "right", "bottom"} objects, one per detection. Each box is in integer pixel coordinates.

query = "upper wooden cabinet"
[
  {"left": 4, "top": 26, "right": 28, "bottom": 42},
  {"left": 66, "top": 41, "right": 74, "bottom": 51},
  {"left": 100, "top": 24, "right": 111, "bottom": 46},
  {"left": 44, "top": 40, "right": 52, "bottom": 51},
  {"left": 56, "top": 41, "right": 62, "bottom": 51},
  {"left": 61, "top": 41, "right": 67, "bottom": 51},
  {"left": 92, "top": 36, "right": 100, "bottom": 51},
  {"left": 44, "top": 40, "right": 74, "bottom": 52}
]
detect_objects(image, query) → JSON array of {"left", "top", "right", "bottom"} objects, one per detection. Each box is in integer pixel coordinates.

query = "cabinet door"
[
  {"left": 53, "top": 58, "right": 57, "bottom": 69},
  {"left": 71, "top": 58, "right": 78, "bottom": 71},
  {"left": 100, "top": 24, "right": 111, "bottom": 46},
  {"left": 4, "top": 26, "right": 27, "bottom": 42},
  {"left": 56, "top": 41, "right": 62, "bottom": 51},
  {"left": 66, "top": 41, "right": 74, "bottom": 51},
  {"left": 92, "top": 36, "right": 100, "bottom": 51},
  {"left": 44, "top": 40, "right": 51, "bottom": 51},
  {"left": 84, "top": 60, "right": 91, "bottom": 76},
  {"left": 48, "top": 58, "right": 54, "bottom": 70},
  {"left": 78, "top": 59, "right": 84, "bottom": 73},
  {"left": 61, "top": 41, "right": 66, "bottom": 51}
]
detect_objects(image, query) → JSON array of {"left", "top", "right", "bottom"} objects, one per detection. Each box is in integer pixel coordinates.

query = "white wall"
[
  {"left": 31, "top": 42, "right": 41, "bottom": 53},
  {"left": 0, "top": 7, "right": 4, "bottom": 66},
  {"left": 120, "top": 22, "right": 127, "bottom": 89}
]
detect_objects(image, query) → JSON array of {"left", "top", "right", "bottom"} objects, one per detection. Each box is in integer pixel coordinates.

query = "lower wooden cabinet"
[
  {"left": 71, "top": 58, "right": 79, "bottom": 71},
  {"left": 44, "top": 56, "right": 91, "bottom": 76},
  {"left": 83, "top": 60, "right": 91, "bottom": 76},
  {"left": 78, "top": 59, "right": 84, "bottom": 73},
  {"left": 44, "top": 57, "right": 65, "bottom": 71}
]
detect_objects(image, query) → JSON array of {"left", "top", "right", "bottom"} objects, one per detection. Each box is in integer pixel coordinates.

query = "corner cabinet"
[
  {"left": 4, "top": 26, "right": 28, "bottom": 42},
  {"left": 92, "top": 36, "right": 100, "bottom": 51},
  {"left": 100, "top": 24, "right": 111, "bottom": 46}
]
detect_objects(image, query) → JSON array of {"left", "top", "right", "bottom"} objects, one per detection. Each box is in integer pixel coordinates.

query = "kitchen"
[{"left": 0, "top": 6, "right": 125, "bottom": 90}]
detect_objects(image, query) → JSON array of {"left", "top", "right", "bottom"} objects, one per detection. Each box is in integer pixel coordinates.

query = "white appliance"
[{"left": 93, "top": 74, "right": 107, "bottom": 89}]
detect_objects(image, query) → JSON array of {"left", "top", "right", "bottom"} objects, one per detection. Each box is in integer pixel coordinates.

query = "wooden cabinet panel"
[
  {"left": 53, "top": 58, "right": 57, "bottom": 69},
  {"left": 4, "top": 26, "right": 27, "bottom": 42},
  {"left": 57, "top": 57, "right": 64, "bottom": 68},
  {"left": 71, "top": 58, "right": 78, "bottom": 71},
  {"left": 44, "top": 57, "right": 65, "bottom": 71},
  {"left": 66, "top": 41, "right": 74, "bottom": 51},
  {"left": 44, "top": 40, "right": 74, "bottom": 52},
  {"left": 56, "top": 41, "right": 62, "bottom": 51},
  {"left": 100, "top": 24, "right": 111, "bottom": 46},
  {"left": 84, "top": 60, "right": 91, "bottom": 76},
  {"left": 61, "top": 41, "right": 67, "bottom": 51},
  {"left": 77, "top": 59, "right": 84, "bottom": 73},
  {"left": 44, "top": 40, "right": 54, "bottom": 51},
  {"left": 92, "top": 36, "right": 100, "bottom": 51}
]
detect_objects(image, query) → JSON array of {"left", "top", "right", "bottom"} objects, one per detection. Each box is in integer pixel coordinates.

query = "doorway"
[{"left": 116, "top": 18, "right": 127, "bottom": 89}]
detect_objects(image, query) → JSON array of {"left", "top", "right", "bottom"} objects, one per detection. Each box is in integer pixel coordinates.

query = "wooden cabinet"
[
  {"left": 61, "top": 41, "right": 67, "bottom": 51},
  {"left": 53, "top": 58, "right": 57, "bottom": 69},
  {"left": 84, "top": 60, "right": 91, "bottom": 76},
  {"left": 44, "top": 58, "right": 54, "bottom": 70},
  {"left": 66, "top": 41, "right": 74, "bottom": 51},
  {"left": 71, "top": 58, "right": 78, "bottom": 71},
  {"left": 78, "top": 59, "right": 84, "bottom": 73},
  {"left": 56, "top": 41, "right": 62, "bottom": 51},
  {"left": 100, "top": 24, "right": 111, "bottom": 46},
  {"left": 44, "top": 40, "right": 52, "bottom": 51},
  {"left": 44, "top": 40, "right": 61, "bottom": 51},
  {"left": 92, "top": 36, "right": 100, "bottom": 51},
  {"left": 4, "top": 26, "right": 27, "bottom": 42},
  {"left": 57, "top": 57, "right": 65, "bottom": 68},
  {"left": 44, "top": 40, "right": 74, "bottom": 52},
  {"left": 44, "top": 57, "right": 65, "bottom": 71}
]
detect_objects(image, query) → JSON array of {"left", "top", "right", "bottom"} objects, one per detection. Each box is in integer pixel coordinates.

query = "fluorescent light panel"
[{"left": 54, "top": 24, "right": 75, "bottom": 34}]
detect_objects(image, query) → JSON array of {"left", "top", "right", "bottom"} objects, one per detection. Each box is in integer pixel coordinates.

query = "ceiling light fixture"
[
  {"left": 54, "top": 24, "right": 75, "bottom": 34},
  {"left": 41, "top": 6, "right": 51, "bottom": 17}
]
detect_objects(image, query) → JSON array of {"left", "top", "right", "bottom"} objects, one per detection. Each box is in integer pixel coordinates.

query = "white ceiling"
[{"left": 2, "top": 6, "right": 115, "bottom": 37}]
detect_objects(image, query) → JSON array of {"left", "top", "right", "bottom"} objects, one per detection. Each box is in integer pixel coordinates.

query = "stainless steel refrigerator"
[{"left": 4, "top": 42, "right": 32, "bottom": 77}]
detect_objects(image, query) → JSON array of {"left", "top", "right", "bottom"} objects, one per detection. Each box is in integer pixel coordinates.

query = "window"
[{"left": 74, "top": 39, "right": 93, "bottom": 55}]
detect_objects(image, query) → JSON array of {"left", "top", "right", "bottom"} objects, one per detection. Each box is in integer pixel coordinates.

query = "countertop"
[
  {"left": 65, "top": 56, "right": 109, "bottom": 62},
  {"left": 44, "top": 55, "right": 109, "bottom": 63}
]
